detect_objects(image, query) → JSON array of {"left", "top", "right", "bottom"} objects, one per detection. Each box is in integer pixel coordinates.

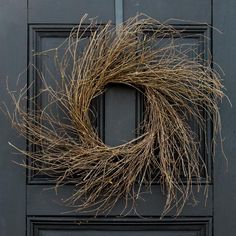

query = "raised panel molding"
[
  {"left": 28, "top": 25, "right": 212, "bottom": 184},
  {"left": 28, "top": 217, "right": 212, "bottom": 236},
  {"left": 28, "top": 25, "right": 97, "bottom": 183}
]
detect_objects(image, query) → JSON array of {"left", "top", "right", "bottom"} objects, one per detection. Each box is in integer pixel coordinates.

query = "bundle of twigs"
[{"left": 6, "top": 15, "right": 225, "bottom": 216}]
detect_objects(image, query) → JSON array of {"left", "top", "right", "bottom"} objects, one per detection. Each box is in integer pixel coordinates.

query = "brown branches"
[{"left": 6, "top": 15, "right": 225, "bottom": 216}]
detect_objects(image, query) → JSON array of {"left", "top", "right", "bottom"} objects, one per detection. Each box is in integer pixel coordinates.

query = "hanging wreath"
[{"left": 7, "top": 15, "right": 225, "bottom": 216}]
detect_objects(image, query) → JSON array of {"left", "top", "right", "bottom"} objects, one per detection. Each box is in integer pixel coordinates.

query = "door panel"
[
  {"left": 28, "top": 24, "right": 212, "bottom": 182},
  {"left": 104, "top": 84, "right": 138, "bottom": 146},
  {"left": 28, "top": 218, "right": 211, "bottom": 236},
  {"left": 28, "top": 0, "right": 115, "bottom": 24},
  {"left": 1, "top": 0, "right": 236, "bottom": 236},
  {"left": 27, "top": 185, "right": 212, "bottom": 216},
  {"left": 123, "top": 0, "right": 211, "bottom": 23}
]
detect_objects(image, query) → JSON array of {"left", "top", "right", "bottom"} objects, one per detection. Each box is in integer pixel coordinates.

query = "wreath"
[{"left": 7, "top": 15, "right": 224, "bottom": 216}]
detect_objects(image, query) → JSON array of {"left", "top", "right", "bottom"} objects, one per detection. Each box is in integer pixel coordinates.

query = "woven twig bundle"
[{"left": 7, "top": 15, "right": 225, "bottom": 216}]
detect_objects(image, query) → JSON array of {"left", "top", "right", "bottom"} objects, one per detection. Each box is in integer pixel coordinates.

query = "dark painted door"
[{"left": 0, "top": 1, "right": 235, "bottom": 236}]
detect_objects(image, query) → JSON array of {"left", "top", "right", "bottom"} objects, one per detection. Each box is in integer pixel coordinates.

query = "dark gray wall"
[
  {"left": 0, "top": 0, "right": 27, "bottom": 236},
  {"left": 214, "top": 0, "right": 236, "bottom": 235}
]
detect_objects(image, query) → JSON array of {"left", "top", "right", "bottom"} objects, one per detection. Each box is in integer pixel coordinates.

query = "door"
[{"left": 0, "top": 0, "right": 235, "bottom": 236}]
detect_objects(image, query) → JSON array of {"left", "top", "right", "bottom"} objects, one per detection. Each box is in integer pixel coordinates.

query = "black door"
[{"left": 0, "top": 1, "right": 235, "bottom": 236}]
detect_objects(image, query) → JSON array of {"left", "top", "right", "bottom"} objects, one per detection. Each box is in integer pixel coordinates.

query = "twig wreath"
[{"left": 7, "top": 15, "right": 225, "bottom": 216}]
